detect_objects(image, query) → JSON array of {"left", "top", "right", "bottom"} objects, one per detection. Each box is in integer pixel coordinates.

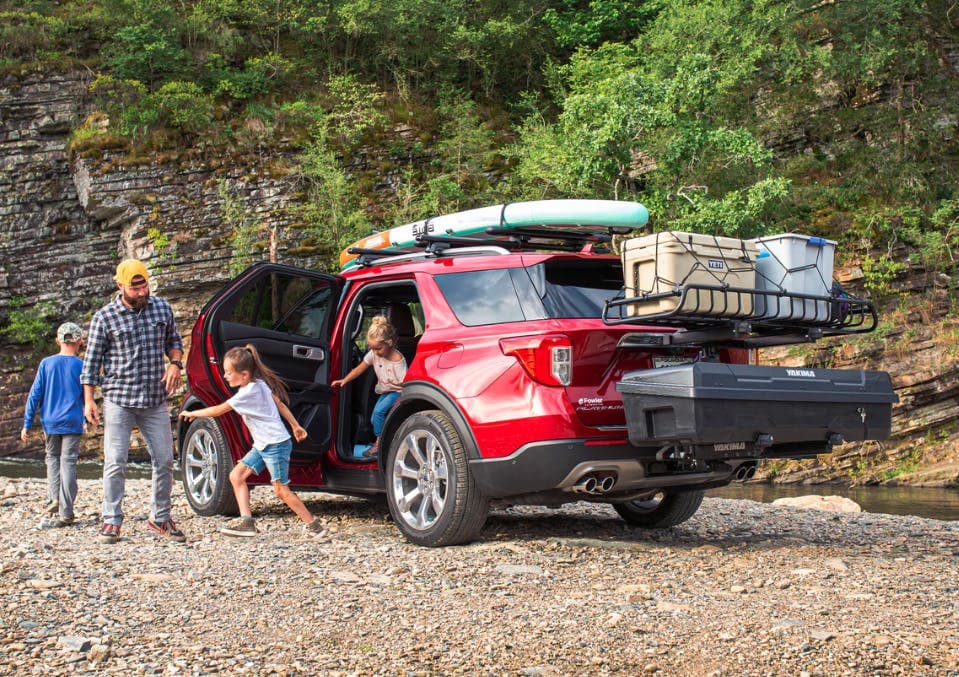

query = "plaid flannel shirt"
[{"left": 80, "top": 294, "right": 183, "bottom": 408}]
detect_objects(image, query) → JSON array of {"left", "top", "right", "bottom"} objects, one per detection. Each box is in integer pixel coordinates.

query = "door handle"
[{"left": 292, "top": 345, "right": 325, "bottom": 361}]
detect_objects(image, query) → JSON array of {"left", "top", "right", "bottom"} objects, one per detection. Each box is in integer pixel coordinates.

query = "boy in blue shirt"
[{"left": 21, "top": 322, "right": 86, "bottom": 528}]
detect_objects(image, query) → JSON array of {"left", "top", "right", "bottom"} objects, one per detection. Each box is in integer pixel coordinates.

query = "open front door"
[{"left": 202, "top": 263, "right": 344, "bottom": 458}]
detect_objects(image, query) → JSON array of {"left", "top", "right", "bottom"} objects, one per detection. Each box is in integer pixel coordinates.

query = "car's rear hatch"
[{"left": 512, "top": 255, "right": 710, "bottom": 428}]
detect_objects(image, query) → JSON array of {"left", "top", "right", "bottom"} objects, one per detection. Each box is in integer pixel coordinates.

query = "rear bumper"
[{"left": 468, "top": 440, "right": 741, "bottom": 499}]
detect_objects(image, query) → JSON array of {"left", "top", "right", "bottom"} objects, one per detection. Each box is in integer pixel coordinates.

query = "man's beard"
[{"left": 123, "top": 291, "right": 149, "bottom": 309}]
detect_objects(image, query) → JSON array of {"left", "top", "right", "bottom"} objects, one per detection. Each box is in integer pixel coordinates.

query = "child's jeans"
[
  {"left": 44, "top": 433, "right": 80, "bottom": 519},
  {"left": 372, "top": 392, "right": 400, "bottom": 437}
]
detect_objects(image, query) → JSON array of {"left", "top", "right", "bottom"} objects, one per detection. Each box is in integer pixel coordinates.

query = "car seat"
[{"left": 385, "top": 303, "right": 419, "bottom": 363}]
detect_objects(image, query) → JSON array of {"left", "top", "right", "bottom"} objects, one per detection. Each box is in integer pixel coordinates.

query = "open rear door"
[{"left": 201, "top": 263, "right": 344, "bottom": 458}]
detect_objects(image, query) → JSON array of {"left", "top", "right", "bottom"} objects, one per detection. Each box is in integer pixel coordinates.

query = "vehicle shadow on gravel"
[
  {"left": 479, "top": 509, "right": 869, "bottom": 551},
  {"left": 288, "top": 493, "right": 874, "bottom": 551}
]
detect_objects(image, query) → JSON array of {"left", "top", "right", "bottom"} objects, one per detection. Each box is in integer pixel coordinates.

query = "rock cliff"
[{"left": 0, "top": 70, "right": 311, "bottom": 459}]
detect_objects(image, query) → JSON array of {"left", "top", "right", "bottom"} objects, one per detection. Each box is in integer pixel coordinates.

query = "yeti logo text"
[
  {"left": 786, "top": 368, "right": 816, "bottom": 377},
  {"left": 707, "top": 259, "right": 724, "bottom": 270}
]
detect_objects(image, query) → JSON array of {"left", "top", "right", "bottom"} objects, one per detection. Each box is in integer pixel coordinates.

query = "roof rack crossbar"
[
  {"left": 350, "top": 245, "right": 514, "bottom": 269},
  {"left": 415, "top": 233, "right": 522, "bottom": 249},
  {"left": 485, "top": 226, "right": 612, "bottom": 244}
]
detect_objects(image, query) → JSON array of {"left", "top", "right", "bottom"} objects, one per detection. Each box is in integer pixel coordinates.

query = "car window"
[
  {"left": 434, "top": 268, "right": 529, "bottom": 326},
  {"left": 227, "top": 272, "right": 332, "bottom": 340},
  {"left": 434, "top": 260, "right": 623, "bottom": 326},
  {"left": 526, "top": 261, "right": 623, "bottom": 318}
]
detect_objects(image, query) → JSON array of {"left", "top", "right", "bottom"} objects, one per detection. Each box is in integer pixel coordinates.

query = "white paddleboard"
[{"left": 339, "top": 199, "right": 649, "bottom": 268}]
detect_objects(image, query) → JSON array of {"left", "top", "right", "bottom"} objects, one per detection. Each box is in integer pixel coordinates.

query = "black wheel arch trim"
[
  {"left": 176, "top": 394, "right": 210, "bottom": 455},
  {"left": 381, "top": 381, "right": 482, "bottom": 461}
]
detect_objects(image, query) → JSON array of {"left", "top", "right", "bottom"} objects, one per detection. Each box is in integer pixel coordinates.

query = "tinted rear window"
[{"left": 435, "top": 260, "right": 623, "bottom": 326}]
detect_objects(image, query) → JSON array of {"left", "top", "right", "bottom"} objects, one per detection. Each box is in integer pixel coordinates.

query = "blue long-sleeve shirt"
[{"left": 23, "top": 354, "right": 85, "bottom": 434}]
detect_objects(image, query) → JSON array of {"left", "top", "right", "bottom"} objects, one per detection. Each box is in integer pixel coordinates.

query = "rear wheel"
[
  {"left": 386, "top": 410, "right": 488, "bottom": 547},
  {"left": 613, "top": 489, "right": 704, "bottom": 528},
  {"left": 181, "top": 417, "right": 239, "bottom": 516}
]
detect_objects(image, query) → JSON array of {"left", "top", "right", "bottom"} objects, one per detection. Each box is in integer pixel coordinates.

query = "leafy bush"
[
  {"left": 1, "top": 296, "right": 57, "bottom": 348},
  {"left": 103, "top": 23, "right": 188, "bottom": 85},
  {"left": 0, "top": 10, "right": 66, "bottom": 61},
  {"left": 151, "top": 81, "right": 213, "bottom": 134},
  {"left": 326, "top": 73, "right": 387, "bottom": 148},
  {"left": 213, "top": 53, "right": 293, "bottom": 100}
]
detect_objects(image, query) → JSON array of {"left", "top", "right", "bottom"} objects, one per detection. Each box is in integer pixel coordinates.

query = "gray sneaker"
[
  {"left": 39, "top": 516, "right": 75, "bottom": 529},
  {"left": 304, "top": 519, "right": 326, "bottom": 537},
  {"left": 220, "top": 517, "right": 258, "bottom": 538}
]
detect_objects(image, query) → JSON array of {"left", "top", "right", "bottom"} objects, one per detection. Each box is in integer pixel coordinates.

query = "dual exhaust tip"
[
  {"left": 734, "top": 462, "right": 758, "bottom": 482},
  {"left": 572, "top": 473, "right": 617, "bottom": 495}
]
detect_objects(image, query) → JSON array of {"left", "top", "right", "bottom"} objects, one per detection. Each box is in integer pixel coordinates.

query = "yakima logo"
[
  {"left": 714, "top": 442, "right": 746, "bottom": 451},
  {"left": 786, "top": 368, "right": 816, "bottom": 377},
  {"left": 707, "top": 259, "right": 724, "bottom": 270}
]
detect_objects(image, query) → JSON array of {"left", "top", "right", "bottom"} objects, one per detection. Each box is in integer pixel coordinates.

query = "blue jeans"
[
  {"left": 371, "top": 392, "right": 400, "bottom": 437},
  {"left": 44, "top": 433, "right": 80, "bottom": 520},
  {"left": 239, "top": 439, "right": 293, "bottom": 485},
  {"left": 101, "top": 399, "right": 175, "bottom": 527}
]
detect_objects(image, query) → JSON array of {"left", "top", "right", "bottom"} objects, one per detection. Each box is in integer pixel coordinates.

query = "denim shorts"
[{"left": 239, "top": 439, "right": 292, "bottom": 485}]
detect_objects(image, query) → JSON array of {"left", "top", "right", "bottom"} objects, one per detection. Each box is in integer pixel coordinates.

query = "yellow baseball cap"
[{"left": 114, "top": 259, "right": 150, "bottom": 286}]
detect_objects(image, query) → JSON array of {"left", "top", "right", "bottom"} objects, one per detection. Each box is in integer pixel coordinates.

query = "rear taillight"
[{"left": 499, "top": 335, "right": 572, "bottom": 386}]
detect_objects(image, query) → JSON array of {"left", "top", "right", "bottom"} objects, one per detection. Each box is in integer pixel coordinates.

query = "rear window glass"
[{"left": 435, "top": 260, "right": 623, "bottom": 326}]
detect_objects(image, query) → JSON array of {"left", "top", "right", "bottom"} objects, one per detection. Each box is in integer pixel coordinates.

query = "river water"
[{"left": 2, "top": 458, "right": 957, "bottom": 521}]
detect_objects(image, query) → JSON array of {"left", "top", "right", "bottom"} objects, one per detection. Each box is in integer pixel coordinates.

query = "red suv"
[{"left": 179, "top": 212, "right": 895, "bottom": 546}]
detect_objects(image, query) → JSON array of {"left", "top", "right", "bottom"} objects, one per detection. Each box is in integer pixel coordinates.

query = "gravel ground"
[{"left": 1, "top": 476, "right": 957, "bottom": 676}]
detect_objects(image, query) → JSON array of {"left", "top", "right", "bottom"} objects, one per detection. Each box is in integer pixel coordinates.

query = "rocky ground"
[{"left": 0, "top": 477, "right": 957, "bottom": 676}]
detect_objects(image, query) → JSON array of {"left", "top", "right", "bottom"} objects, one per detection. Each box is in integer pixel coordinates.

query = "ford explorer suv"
[{"left": 178, "top": 200, "right": 896, "bottom": 546}]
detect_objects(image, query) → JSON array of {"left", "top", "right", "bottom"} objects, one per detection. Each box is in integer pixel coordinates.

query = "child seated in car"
[{"left": 331, "top": 315, "right": 407, "bottom": 458}]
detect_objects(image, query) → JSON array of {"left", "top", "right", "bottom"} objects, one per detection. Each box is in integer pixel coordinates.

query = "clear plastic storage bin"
[{"left": 751, "top": 234, "right": 836, "bottom": 322}]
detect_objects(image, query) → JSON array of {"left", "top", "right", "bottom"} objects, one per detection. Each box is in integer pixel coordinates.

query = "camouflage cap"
[{"left": 56, "top": 322, "right": 84, "bottom": 343}]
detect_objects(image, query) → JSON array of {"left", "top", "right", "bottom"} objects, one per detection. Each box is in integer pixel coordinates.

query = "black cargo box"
[{"left": 616, "top": 362, "right": 897, "bottom": 448}]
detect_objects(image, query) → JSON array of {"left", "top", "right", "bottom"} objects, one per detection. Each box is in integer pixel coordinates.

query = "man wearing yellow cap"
[{"left": 81, "top": 259, "right": 187, "bottom": 544}]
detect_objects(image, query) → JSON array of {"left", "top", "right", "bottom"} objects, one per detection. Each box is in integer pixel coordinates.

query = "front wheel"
[
  {"left": 613, "top": 489, "right": 704, "bottom": 528},
  {"left": 385, "top": 410, "right": 488, "bottom": 547},
  {"left": 180, "top": 417, "right": 239, "bottom": 516}
]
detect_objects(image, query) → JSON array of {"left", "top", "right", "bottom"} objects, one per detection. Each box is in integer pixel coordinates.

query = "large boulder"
[{"left": 772, "top": 495, "right": 862, "bottom": 513}]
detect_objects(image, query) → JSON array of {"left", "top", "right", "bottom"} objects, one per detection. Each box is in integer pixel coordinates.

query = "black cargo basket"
[{"left": 616, "top": 363, "right": 898, "bottom": 451}]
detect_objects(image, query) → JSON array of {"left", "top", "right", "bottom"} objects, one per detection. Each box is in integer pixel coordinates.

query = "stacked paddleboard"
[{"left": 339, "top": 199, "right": 650, "bottom": 269}]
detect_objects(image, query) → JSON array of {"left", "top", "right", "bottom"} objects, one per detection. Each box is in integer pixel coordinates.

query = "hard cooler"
[
  {"left": 622, "top": 231, "right": 759, "bottom": 317},
  {"left": 751, "top": 234, "right": 837, "bottom": 322}
]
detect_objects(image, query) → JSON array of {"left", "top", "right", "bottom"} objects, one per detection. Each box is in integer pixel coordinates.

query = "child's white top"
[
  {"left": 227, "top": 379, "right": 290, "bottom": 450},
  {"left": 363, "top": 350, "right": 407, "bottom": 394}
]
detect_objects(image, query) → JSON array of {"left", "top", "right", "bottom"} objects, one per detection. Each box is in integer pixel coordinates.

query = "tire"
[
  {"left": 385, "top": 410, "right": 488, "bottom": 547},
  {"left": 613, "top": 488, "right": 704, "bottom": 528},
  {"left": 180, "top": 417, "right": 239, "bottom": 516}
]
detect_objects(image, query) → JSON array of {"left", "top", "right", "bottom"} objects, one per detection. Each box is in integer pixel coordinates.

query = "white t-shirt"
[
  {"left": 227, "top": 379, "right": 290, "bottom": 450},
  {"left": 363, "top": 350, "right": 407, "bottom": 394}
]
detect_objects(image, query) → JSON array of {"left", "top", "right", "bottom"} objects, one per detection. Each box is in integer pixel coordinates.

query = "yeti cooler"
[
  {"left": 622, "top": 231, "right": 758, "bottom": 318},
  {"left": 616, "top": 362, "right": 897, "bottom": 449}
]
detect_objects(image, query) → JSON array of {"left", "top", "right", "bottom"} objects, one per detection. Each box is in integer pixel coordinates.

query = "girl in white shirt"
[
  {"left": 331, "top": 315, "right": 407, "bottom": 458},
  {"left": 180, "top": 344, "right": 325, "bottom": 538}
]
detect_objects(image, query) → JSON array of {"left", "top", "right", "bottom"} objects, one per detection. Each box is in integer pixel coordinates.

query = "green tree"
[{"left": 294, "top": 127, "right": 371, "bottom": 269}]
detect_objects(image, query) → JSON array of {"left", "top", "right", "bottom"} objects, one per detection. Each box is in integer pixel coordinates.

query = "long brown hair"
[{"left": 224, "top": 344, "right": 290, "bottom": 404}]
